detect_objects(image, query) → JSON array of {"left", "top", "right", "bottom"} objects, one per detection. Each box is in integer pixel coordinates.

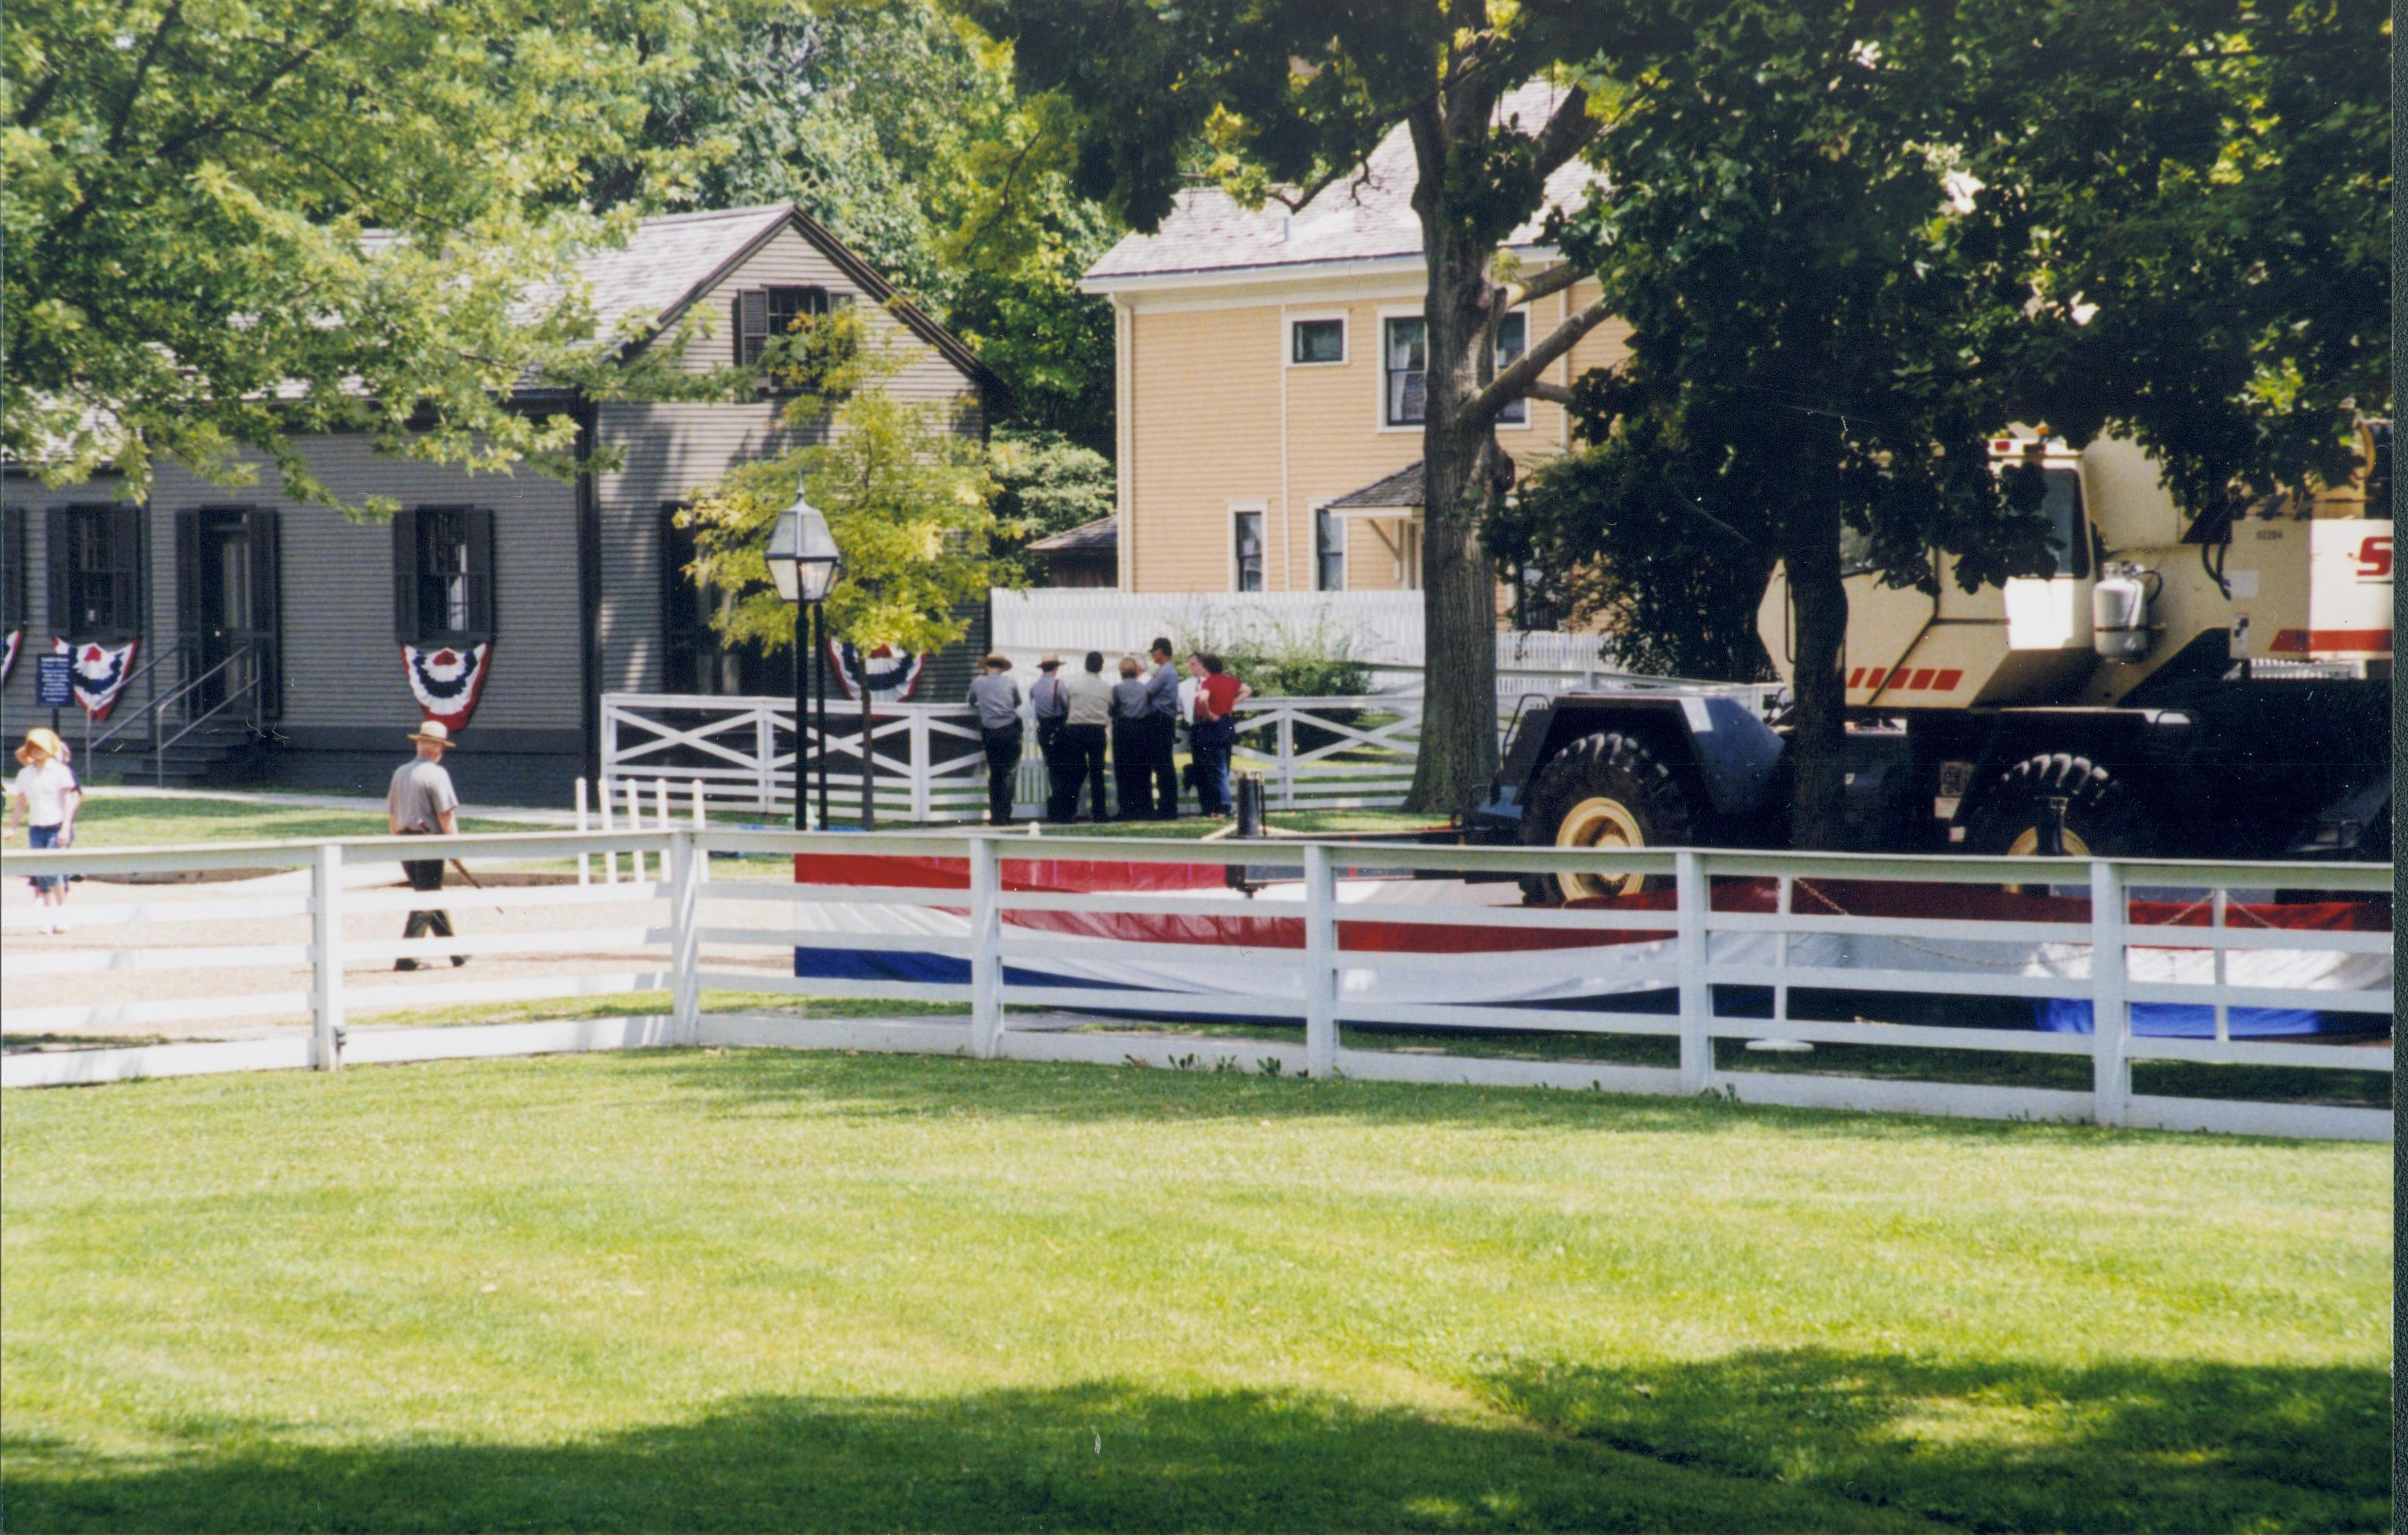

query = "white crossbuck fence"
[
  {"left": 600, "top": 684, "right": 1778, "bottom": 820},
  {"left": 600, "top": 691, "right": 1432, "bottom": 818},
  {"left": 1, "top": 823, "right": 2389, "bottom": 1141}
]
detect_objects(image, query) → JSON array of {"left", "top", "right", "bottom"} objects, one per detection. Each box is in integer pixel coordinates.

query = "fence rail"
[{"left": 0, "top": 824, "right": 2389, "bottom": 1142}]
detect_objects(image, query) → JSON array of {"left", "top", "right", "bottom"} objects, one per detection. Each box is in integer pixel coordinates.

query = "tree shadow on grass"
[
  {"left": 3, "top": 1379, "right": 1936, "bottom": 1534},
  {"left": 1479, "top": 1349, "right": 2389, "bottom": 1535},
  {"left": 643, "top": 1048, "right": 2143, "bottom": 1147}
]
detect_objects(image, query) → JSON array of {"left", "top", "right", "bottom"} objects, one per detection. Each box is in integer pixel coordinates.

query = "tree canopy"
[
  {"left": 3, "top": 0, "right": 734, "bottom": 504},
  {"left": 1495, "top": 0, "right": 2387, "bottom": 846},
  {"left": 599, "top": 0, "right": 1123, "bottom": 450},
  {"left": 961, "top": 0, "right": 1661, "bottom": 811},
  {"left": 679, "top": 313, "right": 1000, "bottom": 659}
]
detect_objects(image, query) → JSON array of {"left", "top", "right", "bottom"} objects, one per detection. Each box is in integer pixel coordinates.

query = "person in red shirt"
[{"left": 1185, "top": 651, "right": 1251, "bottom": 817}]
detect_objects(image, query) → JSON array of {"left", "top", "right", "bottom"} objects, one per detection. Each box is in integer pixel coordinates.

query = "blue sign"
[{"left": 34, "top": 654, "right": 73, "bottom": 707}]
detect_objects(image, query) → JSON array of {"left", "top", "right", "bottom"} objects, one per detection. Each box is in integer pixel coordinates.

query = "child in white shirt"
[{"left": 7, "top": 728, "right": 82, "bottom": 929}]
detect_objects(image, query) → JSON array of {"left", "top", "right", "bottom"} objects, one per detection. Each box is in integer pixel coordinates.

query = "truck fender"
[{"left": 1499, "top": 695, "right": 1785, "bottom": 820}]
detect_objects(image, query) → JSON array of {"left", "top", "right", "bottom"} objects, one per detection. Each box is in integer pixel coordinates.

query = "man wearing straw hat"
[
  {"left": 387, "top": 719, "right": 465, "bottom": 969},
  {"left": 7, "top": 728, "right": 82, "bottom": 931}
]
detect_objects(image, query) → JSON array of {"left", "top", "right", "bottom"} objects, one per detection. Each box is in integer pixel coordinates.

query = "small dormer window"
[{"left": 736, "top": 285, "right": 832, "bottom": 367}]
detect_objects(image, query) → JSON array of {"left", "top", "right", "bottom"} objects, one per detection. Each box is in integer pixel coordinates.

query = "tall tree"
[
  {"left": 3, "top": 0, "right": 730, "bottom": 504},
  {"left": 593, "top": 1, "right": 1124, "bottom": 450},
  {"left": 679, "top": 313, "right": 1000, "bottom": 663},
  {"left": 1516, "top": 0, "right": 2384, "bottom": 846},
  {"left": 957, "top": 0, "right": 1652, "bottom": 812}
]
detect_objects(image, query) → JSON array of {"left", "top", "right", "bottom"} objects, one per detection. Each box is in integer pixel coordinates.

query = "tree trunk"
[
  {"left": 1403, "top": 119, "right": 1505, "bottom": 815},
  {"left": 1783, "top": 503, "right": 1850, "bottom": 850}
]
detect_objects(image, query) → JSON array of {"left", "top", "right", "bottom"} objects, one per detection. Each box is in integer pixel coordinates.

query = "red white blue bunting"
[
  {"left": 831, "top": 641, "right": 923, "bottom": 705},
  {"left": 54, "top": 636, "right": 139, "bottom": 721},
  {"left": 402, "top": 640, "right": 493, "bottom": 731}
]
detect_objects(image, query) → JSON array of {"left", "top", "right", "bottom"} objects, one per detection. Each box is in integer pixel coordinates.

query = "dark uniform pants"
[
  {"left": 1058, "top": 723, "right": 1109, "bottom": 822},
  {"left": 982, "top": 725, "right": 1023, "bottom": 824},
  {"left": 1145, "top": 714, "right": 1180, "bottom": 818}
]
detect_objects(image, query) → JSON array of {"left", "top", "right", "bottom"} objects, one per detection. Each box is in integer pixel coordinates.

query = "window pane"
[
  {"left": 1316, "top": 509, "right": 1345, "bottom": 591},
  {"left": 1292, "top": 318, "right": 1344, "bottom": 364},
  {"left": 1384, "top": 318, "right": 1426, "bottom": 426},
  {"left": 1234, "top": 511, "right": 1263, "bottom": 592},
  {"left": 1496, "top": 312, "right": 1529, "bottom": 425},
  {"left": 417, "top": 510, "right": 476, "bottom": 636}
]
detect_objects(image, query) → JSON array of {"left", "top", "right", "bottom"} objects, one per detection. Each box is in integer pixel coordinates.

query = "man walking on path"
[
  {"left": 1030, "top": 653, "right": 1072, "bottom": 821},
  {"left": 1186, "top": 652, "right": 1250, "bottom": 818},
  {"left": 968, "top": 653, "right": 1024, "bottom": 826},
  {"left": 1110, "top": 656, "right": 1152, "bottom": 819},
  {"left": 387, "top": 720, "right": 465, "bottom": 970},
  {"left": 1059, "top": 651, "right": 1113, "bottom": 822},
  {"left": 1143, "top": 636, "right": 1182, "bottom": 820}
]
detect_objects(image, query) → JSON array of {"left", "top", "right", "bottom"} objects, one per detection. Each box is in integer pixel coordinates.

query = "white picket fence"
[{"left": 1, "top": 826, "right": 2390, "bottom": 1142}]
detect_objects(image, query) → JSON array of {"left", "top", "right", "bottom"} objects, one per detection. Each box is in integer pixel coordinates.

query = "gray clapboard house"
[{"left": 0, "top": 203, "right": 992, "bottom": 802}]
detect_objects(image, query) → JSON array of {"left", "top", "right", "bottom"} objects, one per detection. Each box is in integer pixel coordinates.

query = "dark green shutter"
[
  {"left": 173, "top": 509, "right": 201, "bottom": 661},
  {"left": 391, "top": 507, "right": 421, "bottom": 642},
  {"left": 737, "top": 289, "right": 768, "bottom": 367},
  {"left": 250, "top": 509, "right": 282, "bottom": 716},
  {"left": 465, "top": 507, "right": 496, "bottom": 638},
  {"left": 45, "top": 507, "right": 72, "bottom": 638}
]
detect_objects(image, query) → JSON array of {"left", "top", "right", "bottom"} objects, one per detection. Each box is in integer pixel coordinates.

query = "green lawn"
[
  {"left": 1, "top": 1052, "right": 2387, "bottom": 1532},
  {"left": 9, "top": 792, "right": 552, "bottom": 849}
]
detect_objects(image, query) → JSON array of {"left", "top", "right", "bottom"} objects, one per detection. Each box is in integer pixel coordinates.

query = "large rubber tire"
[
  {"left": 1518, "top": 731, "right": 1697, "bottom": 903},
  {"left": 1962, "top": 753, "right": 2153, "bottom": 861}
]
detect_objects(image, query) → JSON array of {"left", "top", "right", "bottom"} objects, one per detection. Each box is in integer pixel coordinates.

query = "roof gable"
[
  {"left": 1085, "top": 81, "right": 1600, "bottom": 286},
  {"left": 582, "top": 203, "right": 993, "bottom": 388}
]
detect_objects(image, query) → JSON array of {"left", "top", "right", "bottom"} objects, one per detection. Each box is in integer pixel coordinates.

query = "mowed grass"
[
  {"left": 1, "top": 1052, "right": 2388, "bottom": 1532},
  {"left": 9, "top": 792, "right": 552, "bottom": 850}
]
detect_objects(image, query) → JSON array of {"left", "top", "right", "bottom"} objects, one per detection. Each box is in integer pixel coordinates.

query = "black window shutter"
[
  {"left": 0, "top": 507, "right": 23, "bottom": 633},
  {"left": 174, "top": 509, "right": 201, "bottom": 653},
  {"left": 45, "top": 507, "right": 73, "bottom": 638},
  {"left": 737, "top": 289, "right": 768, "bottom": 367},
  {"left": 465, "top": 507, "right": 496, "bottom": 638},
  {"left": 391, "top": 507, "right": 421, "bottom": 642},
  {"left": 104, "top": 504, "right": 142, "bottom": 636},
  {"left": 251, "top": 509, "right": 282, "bottom": 716}
]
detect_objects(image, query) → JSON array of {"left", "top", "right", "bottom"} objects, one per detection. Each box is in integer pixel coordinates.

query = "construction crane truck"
[{"left": 1470, "top": 424, "right": 2392, "bottom": 898}]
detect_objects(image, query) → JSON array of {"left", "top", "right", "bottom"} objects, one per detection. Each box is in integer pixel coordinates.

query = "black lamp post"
[{"left": 768, "top": 487, "right": 842, "bottom": 830}]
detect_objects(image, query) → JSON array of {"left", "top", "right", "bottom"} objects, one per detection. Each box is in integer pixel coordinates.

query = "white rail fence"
[
  {"left": 600, "top": 691, "right": 1435, "bottom": 819},
  {"left": 1, "top": 826, "right": 2389, "bottom": 1142}
]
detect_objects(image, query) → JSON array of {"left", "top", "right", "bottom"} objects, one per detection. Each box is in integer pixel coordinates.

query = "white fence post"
[
  {"left": 2090, "top": 858, "right": 2130, "bottom": 1127},
  {"left": 968, "top": 836, "right": 1003, "bottom": 1058},
  {"left": 574, "top": 776, "right": 591, "bottom": 886},
  {"left": 1675, "top": 849, "right": 1712, "bottom": 1094},
  {"left": 1303, "top": 842, "right": 1337, "bottom": 1077},
  {"left": 690, "top": 781, "right": 710, "bottom": 884},
  {"left": 625, "top": 776, "right": 646, "bottom": 885},
  {"left": 669, "top": 829, "right": 700, "bottom": 1044},
  {"left": 1277, "top": 708, "right": 1296, "bottom": 810},
  {"left": 910, "top": 711, "right": 932, "bottom": 822},
  {"left": 757, "top": 707, "right": 776, "bottom": 813},
  {"left": 598, "top": 776, "right": 617, "bottom": 884},
  {"left": 310, "top": 842, "right": 344, "bottom": 1070}
]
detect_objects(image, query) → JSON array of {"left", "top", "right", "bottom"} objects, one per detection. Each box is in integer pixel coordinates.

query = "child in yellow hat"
[{"left": 7, "top": 729, "right": 82, "bottom": 930}]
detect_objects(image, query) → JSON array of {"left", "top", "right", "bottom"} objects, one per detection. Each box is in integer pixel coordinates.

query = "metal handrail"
[
  {"left": 80, "top": 639, "right": 194, "bottom": 758},
  {"left": 150, "top": 659, "right": 263, "bottom": 786}
]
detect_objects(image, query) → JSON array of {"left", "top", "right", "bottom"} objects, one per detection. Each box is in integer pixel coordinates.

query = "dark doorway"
[{"left": 177, "top": 508, "right": 281, "bottom": 719}]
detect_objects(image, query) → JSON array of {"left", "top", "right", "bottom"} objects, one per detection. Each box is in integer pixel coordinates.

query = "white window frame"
[
  {"left": 1374, "top": 306, "right": 1540, "bottom": 433},
  {"left": 1313, "top": 502, "right": 1346, "bottom": 592},
  {"left": 1287, "top": 313, "right": 1349, "bottom": 367},
  {"left": 1376, "top": 309, "right": 1425, "bottom": 433},
  {"left": 1228, "top": 500, "right": 1268, "bottom": 592},
  {"left": 1493, "top": 308, "right": 1534, "bottom": 431}
]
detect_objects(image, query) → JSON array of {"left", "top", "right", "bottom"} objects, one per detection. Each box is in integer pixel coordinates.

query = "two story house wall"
[
  {"left": 0, "top": 203, "right": 990, "bottom": 802},
  {"left": 1081, "top": 82, "right": 1630, "bottom": 597}
]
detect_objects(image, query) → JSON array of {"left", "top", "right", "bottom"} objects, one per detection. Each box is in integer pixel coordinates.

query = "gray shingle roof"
[
  {"left": 1323, "top": 462, "right": 1424, "bottom": 513},
  {"left": 1085, "top": 82, "right": 1601, "bottom": 283},
  {"left": 574, "top": 205, "right": 796, "bottom": 340},
  {"left": 1025, "top": 514, "right": 1118, "bottom": 554}
]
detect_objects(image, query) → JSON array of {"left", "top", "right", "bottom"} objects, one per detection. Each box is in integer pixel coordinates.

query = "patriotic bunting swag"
[
  {"left": 0, "top": 628, "right": 20, "bottom": 684},
  {"left": 56, "top": 636, "right": 139, "bottom": 720},
  {"left": 402, "top": 641, "right": 494, "bottom": 731},
  {"left": 831, "top": 641, "right": 924, "bottom": 705}
]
